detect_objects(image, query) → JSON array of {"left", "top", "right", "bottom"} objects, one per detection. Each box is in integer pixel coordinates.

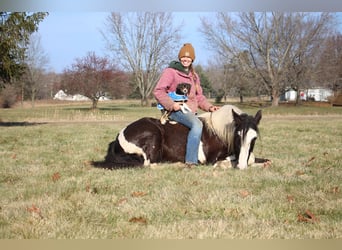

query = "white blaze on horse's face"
[{"left": 237, "top": 128, "right": 258, "bottom": 169}]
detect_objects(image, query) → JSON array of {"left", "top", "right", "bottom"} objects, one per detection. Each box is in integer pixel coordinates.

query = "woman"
[{"left": 153, "top": 43, "right": 219, "bottom": 167}]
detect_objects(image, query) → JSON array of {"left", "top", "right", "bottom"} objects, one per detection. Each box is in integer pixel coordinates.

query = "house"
[
  {"left": 280, "top": 88, "right": 297, "bottom": 101},
  {"left": 284, "top": 88, "right": 297, "bottom": 101},
  {"left": 53, "top": 90, "right": 90, "bottom": 101},
  {"left": 304, "top": 88, "right": 333, "bottom": 102},
  {"left": 53, "top": 90, "right": 72, "bottom": 100},
  {"left": 53, "top": 90, "right": 111, "bottom": 101},
  {"left": 281, "top": 87, "right": 333, "bottom": 102}
]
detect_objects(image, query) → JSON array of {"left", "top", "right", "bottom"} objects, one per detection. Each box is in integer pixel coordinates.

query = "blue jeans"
[{"left": 169, "top": 111, "right": 203, "bottom": 164}]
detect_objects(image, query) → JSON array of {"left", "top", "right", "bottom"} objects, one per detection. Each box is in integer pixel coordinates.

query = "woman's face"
[{"left": 180, "top": 57, "right": 192, "bottom": 68}]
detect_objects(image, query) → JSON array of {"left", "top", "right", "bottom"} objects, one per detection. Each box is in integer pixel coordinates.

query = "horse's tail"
[{"left": 91, "top": 139, "right": 144, "bottom": 170}]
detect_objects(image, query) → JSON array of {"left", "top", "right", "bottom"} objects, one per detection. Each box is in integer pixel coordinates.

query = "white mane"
[{"left": 199, "top": 105, "right": 243, "bottom": 147}]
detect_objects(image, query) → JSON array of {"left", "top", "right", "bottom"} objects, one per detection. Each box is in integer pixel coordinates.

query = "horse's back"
[
  {"left": 123, "top": 117, "right": 164, "bottom": 153},
  {"left": 124, "top": 117, "right": 161, "bottom": 139}
]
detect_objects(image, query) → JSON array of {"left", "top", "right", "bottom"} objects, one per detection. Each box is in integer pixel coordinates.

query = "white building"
[
  {"left": 284, "top": 88, "right": 297, "bottom": 101},
  {"left": 282, "top": 87, "right": 333, "bottom": 102},
  {"left": 53, "top": 90, "right": 90, "bottom": 101},
  {"left": 304, "top": 88, "right": 333, "bottom": 102}
]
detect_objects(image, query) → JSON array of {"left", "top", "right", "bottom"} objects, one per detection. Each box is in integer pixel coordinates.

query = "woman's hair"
[{"left": 189, "top": 64, "right": 198, "bottom": 82}]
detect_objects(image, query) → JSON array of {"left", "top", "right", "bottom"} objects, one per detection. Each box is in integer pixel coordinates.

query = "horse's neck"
[
  {"left": 200, "top": 112, "right": 233, "bottom": 145},
  {"left": 200, "top": 106, "right": 240, "bottom": 148}
]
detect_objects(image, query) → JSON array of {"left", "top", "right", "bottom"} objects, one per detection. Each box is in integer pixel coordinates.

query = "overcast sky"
[{"left": 38, "top": 12, "right": 342, "bottom": 74}]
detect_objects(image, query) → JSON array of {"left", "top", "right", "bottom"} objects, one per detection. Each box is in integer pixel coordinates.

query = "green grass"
[{"left": 0, "top": 100, "right": 341, "bottom": 239}]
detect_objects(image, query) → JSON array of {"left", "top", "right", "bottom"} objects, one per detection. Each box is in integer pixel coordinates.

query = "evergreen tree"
[
  {"left": 0, "top": 12, "right": 48, "bottom": 86},
  {"left": 195, "top": 65, "right": 215, "bottom": 98}
]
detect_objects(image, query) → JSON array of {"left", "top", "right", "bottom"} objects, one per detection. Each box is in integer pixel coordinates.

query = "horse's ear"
[
  {"left": 232, "top": 109, "right": 242, "bottom": 125},
  {"left": 254, "top": 110, "right": 262, "bottom": 125}
]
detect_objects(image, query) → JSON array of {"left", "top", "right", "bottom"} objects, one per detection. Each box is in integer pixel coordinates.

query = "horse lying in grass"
[{"left": 92, "top": 105, "right": 269, "bottom": 170}]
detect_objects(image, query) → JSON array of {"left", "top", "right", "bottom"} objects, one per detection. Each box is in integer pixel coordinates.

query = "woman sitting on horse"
[{"left": 153, "top": 43, "right": 219, "bottom": 167}]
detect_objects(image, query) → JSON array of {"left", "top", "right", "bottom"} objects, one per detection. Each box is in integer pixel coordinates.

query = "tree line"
[
  {"left": 1, "top": 12, "right": 341, "bottom": 109},
  {"left": 200, "top": 12, "right": 342, "bottom": 106}
]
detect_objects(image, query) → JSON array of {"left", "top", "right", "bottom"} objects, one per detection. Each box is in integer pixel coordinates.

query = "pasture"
[{"left": 0, "top": 100, "right": 341, "bottom": 239}]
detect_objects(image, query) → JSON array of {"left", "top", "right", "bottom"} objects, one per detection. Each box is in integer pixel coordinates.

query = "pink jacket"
[{"left": 153, "top": 67, "right": 212, "bottom": 113}]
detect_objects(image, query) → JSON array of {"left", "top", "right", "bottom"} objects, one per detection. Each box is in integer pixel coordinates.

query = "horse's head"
[{"left": 232, "top": 109, "right": 262, "bottom": 169}]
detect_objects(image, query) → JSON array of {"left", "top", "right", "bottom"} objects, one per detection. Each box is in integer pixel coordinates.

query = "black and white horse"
[{"left": 92, "top": 105, "right": 265, "bottom": 170}]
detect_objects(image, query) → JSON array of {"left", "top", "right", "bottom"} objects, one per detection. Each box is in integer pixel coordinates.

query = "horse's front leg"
[
  {"left": 248, "top": 152, "right": 255, "bottom": 165},
  {"left": 247, "top": 153, "right": 272, "bottom": 168},
  {"left": 213, "top": 155, "right": 237, "bottom": 169}
]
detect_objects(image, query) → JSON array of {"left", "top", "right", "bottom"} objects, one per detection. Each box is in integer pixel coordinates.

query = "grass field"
[{"left": 0, "top": 100, "right": 341, "bottom": 239}]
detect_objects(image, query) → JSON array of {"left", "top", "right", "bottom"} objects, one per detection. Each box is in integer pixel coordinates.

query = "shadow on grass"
[{"left": 0, "top": 122, "right": 47, "bottom": 127}]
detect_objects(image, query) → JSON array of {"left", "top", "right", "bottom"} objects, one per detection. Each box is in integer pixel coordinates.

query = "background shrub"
[{"left": 0, "top": 84, "right": 18, "bottom": 108}]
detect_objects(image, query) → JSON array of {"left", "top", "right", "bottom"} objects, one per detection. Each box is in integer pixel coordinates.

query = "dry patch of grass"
[{"left": 0, "top": 102, "right": 341, "bottom": 238}]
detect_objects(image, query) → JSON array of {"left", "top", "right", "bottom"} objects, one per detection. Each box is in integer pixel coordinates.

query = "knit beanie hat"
[{"left": 178, "top": 43, "right": 195, "bottom": 61}]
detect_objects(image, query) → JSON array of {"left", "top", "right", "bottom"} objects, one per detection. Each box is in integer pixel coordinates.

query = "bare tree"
[
  {"left": 315, "top": 33, "right": 342, "bottom": 91},
  {"left": 285, "top": 14, "right": 336, "bottom": 104},
  {"left": 102, "top": 12, "right": 181, "bottom": 106},
  {"left": 23, "top": 33, "right": 49, "bottom": 107},
  {"left": 61, "top": 52, "right": 128, "bottom": 109},
  {"left": 200, "top": 12, "right": 334, "bottom": 106},
  {"left": 41, "top": 72, "right": 60, "bottom": 99}
]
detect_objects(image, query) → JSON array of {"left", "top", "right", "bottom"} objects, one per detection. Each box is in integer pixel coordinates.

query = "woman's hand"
[
  {"left": 173, "top": 102, "right": 181, "bottom": 111},
  {"left": 209, "top": 106, "right": 219, "bottom": 112}
]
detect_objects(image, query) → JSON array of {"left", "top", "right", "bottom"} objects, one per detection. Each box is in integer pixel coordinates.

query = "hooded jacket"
[{"left": 153, "top": 61, "right": 212, "bottom": 113}]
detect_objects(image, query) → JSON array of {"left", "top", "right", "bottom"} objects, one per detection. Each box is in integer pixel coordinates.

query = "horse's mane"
[{"left": 199, "top": 105, "right": 243, "bottom": 150}]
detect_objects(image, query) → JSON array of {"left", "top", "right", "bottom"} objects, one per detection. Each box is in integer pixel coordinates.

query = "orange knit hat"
[{"left": 178, "top": 43, "right": 195, "bottom": 61}]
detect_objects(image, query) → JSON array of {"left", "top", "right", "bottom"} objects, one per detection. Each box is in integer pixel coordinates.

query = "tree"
[
  {"left": 315, "top": 33, "right": 342, "bottom": 91},
  {"left": 22, "top": 33, "right": 49, "bottom": 108},
  {"left": 60, "top": 52, "right": 128, "bottom": 109},
  {"left": 102, "top": 12, "right": 181, "bottom": 106},
  {"left": 200, "top": 12, "right": 334, "bottom": 106},
  {"left": 223, "top": 52, "right": 257, "bottom": 103},
  {"left": 0, "top": 12, "right": 48, "bottom": 86},
  {"left": 284, "top": 15, "right": 336, "bottom": 104},
  {"left": 204, "top": 60, "right": 227, "bottom": 103},
  {"left": 194, "top": 65, "right": 215, "bottom": 98}
]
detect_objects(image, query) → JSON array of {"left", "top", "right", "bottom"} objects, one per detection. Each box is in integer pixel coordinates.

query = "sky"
[
  {"left": 38, "top": 12, "right": 342, "bottom": 74},
  {"left": 38, "top": 12, "right": 214, "bottom": 73}
]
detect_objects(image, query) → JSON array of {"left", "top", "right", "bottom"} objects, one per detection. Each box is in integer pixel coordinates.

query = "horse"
[{"left": 91, "top": 105, "right": 264, "bottom": 170}]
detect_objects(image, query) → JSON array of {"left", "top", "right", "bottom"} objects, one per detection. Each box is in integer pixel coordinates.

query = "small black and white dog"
[{"left": 158, "top": 83, "right": 192, "bottom": 125}]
